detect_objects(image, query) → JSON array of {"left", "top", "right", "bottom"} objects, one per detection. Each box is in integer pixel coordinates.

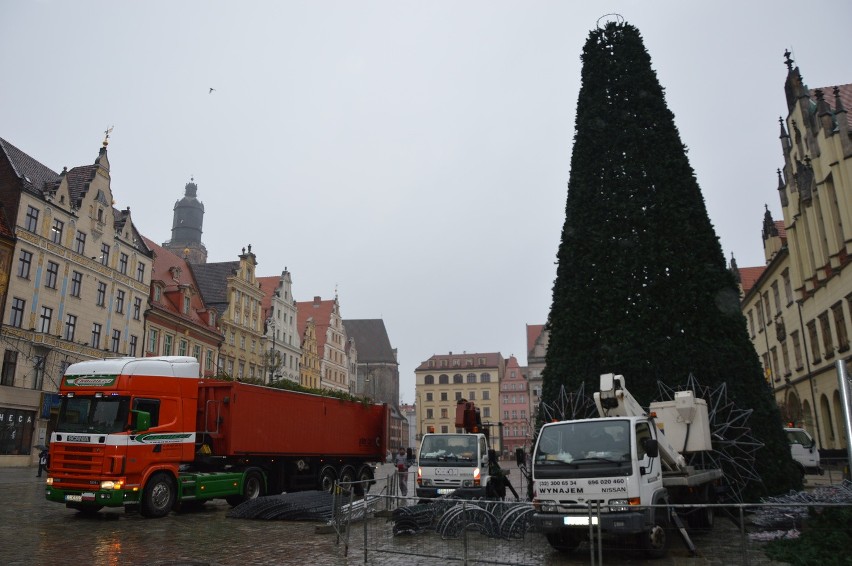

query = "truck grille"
[{"left": 49, "top": 444, "right": 106, "bottom": 487}]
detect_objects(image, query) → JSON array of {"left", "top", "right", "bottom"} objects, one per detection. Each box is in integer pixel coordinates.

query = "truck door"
[
  {"left": 131, "top": 398, "right": 184, "bottom": 465},
  {"left": 635, "top": 422, "right": 657, "bottom": 478}
]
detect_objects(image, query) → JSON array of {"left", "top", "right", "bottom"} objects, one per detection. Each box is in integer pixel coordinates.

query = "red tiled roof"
[
  {"left": 811, "top": 83, "right": 852, "bottom": 130},
  {"left": 739, "top": 266, "right": 766, "bottom": 296},
  {"left": 415, "top": 352, "right": 504, "bottom": 371},
  {"left": 526, "top": 324, "right": 544, "bottom": 355},
  {"left": 257, "top": 276, "right": 279, "bottom": 318},
  {"left": 296, "top": 297, "right": 335, "bottom": 357}
]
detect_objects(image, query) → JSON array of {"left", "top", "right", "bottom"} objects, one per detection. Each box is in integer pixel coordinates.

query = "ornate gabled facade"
[
  {"left": 141, "top": 237, "right": 222, "bottom": 376},
  {"left": 525, "top": 323, "right": 547, "bottom": 422},
  {"left": 415, "top": 352, "right": 504, "bottom": 452},
  {"left": 298, "top": 316, "right": 320, "bottom": 389},
  {"left": 737, "top": 53, "right": 852, "bottom": 452},
  {"left": 295, "top": 296, "right": 348, "bottom": 392},
  {"left": 191, "top": 246, "right": 265, "bottom": 380},
  {"left": 500, "top": 355, "right": 530, "bottom": 456},
  {"left": 258, "top": 269, "right": 301, "bottom": 384},
  {"left": 0, "top": 136, "right": 152, "bottom": 465}
]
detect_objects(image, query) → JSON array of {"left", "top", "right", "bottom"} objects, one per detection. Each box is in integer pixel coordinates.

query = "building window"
[
  {"left": 74, "top": 231, "right": 86, "bottom": 254},
  {"left": 115, "top": 290, "right": 125, "bottom": 314},
  {"left": 818, "top": 312, "right": 834, "bottom": 358},
  {"left": 832, "top": 302, "right": 849, "bottom": 352},
  {"left": 133, "top": 297, "right": 142, "bottom": 320},
  {"left": 178, "top": 339, "right": 187, "bottom": 356},
  {"left": 481, "top": 373, "right": 491, "bottom": 383},
  {"left": 424, "top": 375, "right": 434, "bottom": 385},
  {"left": 781, "top": 340, "right": 791, "bottom": 376},
  {"left": 791, "top": 330, "right": 803, "bottom": 370},
  {"left": 770, "top": 347, "right": 780, "bottom": 382},
  {"left": 482, "top": 391, "right": 490, "bottom": 400},
  {"left": 163, "top": 334, "right": 173, "bottom": 356},
  {"left": 64, "top": 314, "right": 77, "bottom": 341},
  {"left": 136, "top": 262, "right": 146, "bottom": 283},
  {"left": 455, "top": 391, "right": 462, "bottom": 400},
  {"left": 183, "top": 295, "right": 190, "bottom": 314},
  {"left": 483, "top": 407, "right": 491, "bottom": 418},
  {"left": 440, "top": 408, "right": 448, "bottom": 419},
  {"left": 129, "top": 335, "right": 138, "bottom": 357},
  {"left": 193, "top": 344, "right": 201, "bottom": 361},
  {"left": 440, "top": 392, "right": 448, "bottom": 401},
  {"left": 24, "top": 205, "right": 39, "bottom": 233},
  {"left": 453, "top": 373, "right": 463, "bottom": 384},
  {"left": 782, "top": 269, "right": 793, "bottom": 305},
  {"left": 439, "top": 374, "right": 449, "bottom": 385},
  {"left": 426, "top": 392, "right": 433, "bottom": 401},
  {"left": 45, "top": 261, "right": 59, "bottom": 289},
  {"left": 1, "top": 351, "right": 17, "bottom": 386},
  {"left": 771, "top": 281, "right": 781, "bottom": 314},
  {"left": 96, "top": 282, "right": 107, "bottom": 306},
  {"left": 747, "top": 310, "right": 755, "bottom": 337},
  {"left": 51, "top": 219, "right": 64, "bottom": 244},
  {"left": 469, "top": 391, "right": 476, "bottom": 400},
  {"left": 426, "top": 409, "right": 433, "bottom": 419},
  {"left": 806, "top": 321, "right": 820, "bottom": 364},
  {"left": 9, "top": 298, "right": 25, "bottom": 328},
  {"left": 467, "top": 373, "right": 476, "bottom": 383},
  {"left": 153, "top": 285, "right": 161, "bottom": 302},
  {"left": 205, "top": 349, "right": 213, "bottom": 372},
  {"left": 111, "top": 330, "right": 121, "bottom": 353},
  {"left": 91, "top": 323, "right": 102, "bottom": 349},
  {"left": 100, "top": 243, "right": 110, "bottom": 266},
  {"left": 33, "top": 357, "right": 46, "bottom": 389},
  {"left": 147, "top": 329, "right": 159, "bottom": 353},
  {"left": 17, "top": 250, "right": 32, "bottom": 279},
  {"left": 70, "top": 271, "right": 82, "bottom": 297},
  {"left": 118, "top": 253, "right": 128, "bottom": 275},
  {"left": 39, "top": 307, "right": 53, "bottom": 333}
]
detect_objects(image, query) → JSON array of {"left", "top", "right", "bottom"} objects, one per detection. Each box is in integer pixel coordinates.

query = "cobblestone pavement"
[{"left": 0, "top": 462, "right": 835, "bottom": 565}]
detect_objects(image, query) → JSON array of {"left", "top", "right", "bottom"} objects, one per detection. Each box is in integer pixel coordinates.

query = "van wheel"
[
  {"left": 141, "top": 472, "right": 176, "bottom": 518},
  {"left": 640, "top": 514, "right": 668, "bottom": 559}
]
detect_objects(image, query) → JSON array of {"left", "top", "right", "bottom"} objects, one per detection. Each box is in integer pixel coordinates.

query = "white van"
[{"left": 784, "top": 427, "right": 822, "bottom": 477}]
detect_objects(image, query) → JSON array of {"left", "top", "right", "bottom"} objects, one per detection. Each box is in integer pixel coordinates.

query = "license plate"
[
  {"left": 437, "top": 488, "right": 455, "bottom": 494},
  {"left": 65, "top": 494, "right": 83, "bottom": 502},
  {"left": 565, "top": 516, "right": 599, "bottom": 526}
]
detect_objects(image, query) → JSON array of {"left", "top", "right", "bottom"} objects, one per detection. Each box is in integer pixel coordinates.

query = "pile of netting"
[
  {"left": 392, "top": 499, "right": 535, "bottom": 539},
  {"left": 748, "top": 480, "right": 852, "bottom": 541},
  {"left": 227, "top": 490, "right": 336, "bottom": 521}
]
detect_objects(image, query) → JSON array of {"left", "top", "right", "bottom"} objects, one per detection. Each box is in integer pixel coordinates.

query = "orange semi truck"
[{"left": 45, "top": 356, "right": 388, "bottom": 517}]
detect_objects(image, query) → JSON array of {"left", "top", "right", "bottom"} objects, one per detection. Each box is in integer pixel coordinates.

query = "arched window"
[
  {"left": 466, "top": 373, "right": 477, "bottom": 383},
  {"left": 424, "top": 374, "right": 434, "bottom": 385},
  {"left": 439, "top": 374, "right": 449, "bottom": 385},
  {"left": 480, "top": 372, "right": 491, "bottom": 383},
  {"left": 453, "top": 373, "right": 463, "bottom": 383}
]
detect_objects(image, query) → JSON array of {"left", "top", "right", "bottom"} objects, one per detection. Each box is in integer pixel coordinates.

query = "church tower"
[{"left": 163, "top": 178, "right": 208, "bottom": 264}]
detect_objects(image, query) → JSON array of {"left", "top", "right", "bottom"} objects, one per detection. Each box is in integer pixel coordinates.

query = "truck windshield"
[
  {"left": 419, "top": 435, "right": 478, "bottom": 466},
  {"left": 535, "top": 420, "right": 630, "bottom": 465},
  {"left": 56, "top": 396, "right": 131, "bottom": 434}
]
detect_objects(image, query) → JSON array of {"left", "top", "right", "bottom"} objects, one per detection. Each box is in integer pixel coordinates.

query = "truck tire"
[
  {"left": 319, "top": 465, "right": 338, "bottom": 493},
  {"left": 546, "top": 529, "right": 582, "bottom": 553},
  {"left": 640, "top": 513, "right": 668, "bottom": 559},
  {"left": 141, "top": 472, "right": 176, "bottom": 518},
  {"left": 339, "top": 465, "right": 357, "bottom": 488},
  {"left": 355, "top": 464, "right": 374, "bottom": 496},
  {"left": 226, "top": 469, "right": 265, "bottom": 506}
]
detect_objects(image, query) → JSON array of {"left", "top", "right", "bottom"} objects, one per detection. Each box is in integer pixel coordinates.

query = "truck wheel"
[
  {"left": 640, "top": 515, "right": 668, "bottom": 559},
  {"left": 319, "top": 465, "right": 338, "bottom": 493},
  {"left": 546, "top": 529, "right": 581, "bottom": 553},
  {"left": 226, "top": 469, "right": 265, "bottom": 506},
  {"left": 354, "top": 464, "right": 374, "bottom": 496},
  {"left": 141, "top": 472, "right": 176, "bottom": 518},
  {"left": 339, "top": 465, "right": 356, "bottom": 487}
]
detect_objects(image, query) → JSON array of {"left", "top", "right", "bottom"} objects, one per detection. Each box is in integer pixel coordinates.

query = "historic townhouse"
[
  {"left": 525, "top": 324, "right": 547, "bottom": 422},
  {"left": 142, "top": 237, "right": 222, "bottom": 375},
  {"left": 0, "top": 137, "right": 151, "bottom": 465},
  {"left": 737, "top": 54, "right": 852, "bottom": 452},
  {"left": 500, "top": 355, "right": 530, "bottom": 456},
  {"left": 258, "top": 269, "right": 301, "bottom": 383},
  {"left": 191, "top": 246, "right": 266, "bottom": 380},
  {"left": 298, "top": 316, "right": 320, "bottom": 389},
  {"left": 296, "top": 296, "right": 349, "bottom": 392},
  {"left": 415, "top": 352, "right": 504, "bottom": 453}
]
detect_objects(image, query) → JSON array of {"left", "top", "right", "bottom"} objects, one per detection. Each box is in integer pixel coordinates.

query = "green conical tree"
[{"left": 542, "top": 21, "right": 798, "bottom": 499}]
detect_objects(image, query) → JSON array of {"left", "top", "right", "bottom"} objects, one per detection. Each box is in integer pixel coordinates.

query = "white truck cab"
[{"left": 784, "top": 427, "right": 822, "bottom": 476}]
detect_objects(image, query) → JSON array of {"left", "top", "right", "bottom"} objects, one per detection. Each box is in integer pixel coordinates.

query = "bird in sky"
[{"left": 209, "top": 88, "right": 216, "bottom": 94}]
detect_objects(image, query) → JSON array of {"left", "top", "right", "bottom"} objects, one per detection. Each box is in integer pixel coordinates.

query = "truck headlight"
[
  {"left": 100, "top": 480, "right": 124, "bottom": 490},
  {"left": 534, "top": 499, "right": 558, "bottom": 512}
]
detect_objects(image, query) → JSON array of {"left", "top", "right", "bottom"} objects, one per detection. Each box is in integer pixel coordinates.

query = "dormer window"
[{"left": 183, "top": 295, "right": 191, "bottom": 314}]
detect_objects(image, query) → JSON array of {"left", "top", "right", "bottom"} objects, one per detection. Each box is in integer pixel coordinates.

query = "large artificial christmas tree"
[{"left": 542, "top": 21, "right": 798, "bottom": 498}]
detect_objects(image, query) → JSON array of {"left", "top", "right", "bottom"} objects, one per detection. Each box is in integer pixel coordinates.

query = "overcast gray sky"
[{"left": 2, "top": 1, "right": 850, "bottom": 404}]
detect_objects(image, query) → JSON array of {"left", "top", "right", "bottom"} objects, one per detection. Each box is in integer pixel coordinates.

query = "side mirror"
[
  {"left": 643, "top": 438, "right": 659, "bottom": 458},
  {"left": 515, "top": 447, "right": 526, "bottom": 466},
  {"left": 131, "top": 409, "right": 151, "bottom": 433}
]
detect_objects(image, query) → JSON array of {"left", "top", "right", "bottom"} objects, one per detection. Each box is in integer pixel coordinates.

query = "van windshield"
[
  {"left": 419, "top": 435, "right": 478, "bottom": 466},
  {"left": 785, "top": 429, "right": 813, "bottom": 446},
  {"left": 56, "top": 396, "right": 130, "bottom": 434}
]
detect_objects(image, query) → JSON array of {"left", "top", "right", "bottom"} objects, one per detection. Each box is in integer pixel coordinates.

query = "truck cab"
[
  {"left": 415, "top": 432, "right": 490, "bottom": 498},
  {"left": 784, "top": 427, "right": 822, "bottom": 477}
]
